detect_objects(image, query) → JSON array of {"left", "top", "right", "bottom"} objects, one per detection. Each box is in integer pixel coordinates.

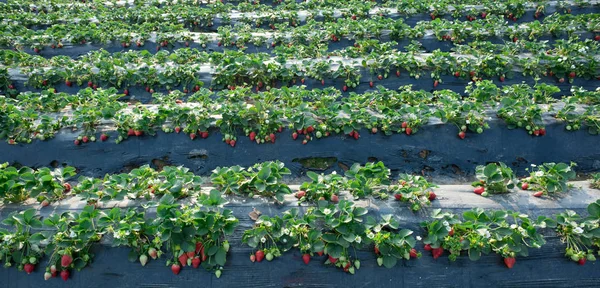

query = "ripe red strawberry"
[
  {"left": 595, "top": 35, "right": 600, "bottom": 41},
  {"left": 433, "top": 80, "right": 439, "bottom": 87},
  {"left": 65, "top": 80, "right": 72, "bottom": 87},
  {"left": 201, "top": 131, "right": 209, "bottom": 138},
  {"left": 249, "top": 131, "right": 256, "bottom": 141},
  {"left": 269, "top": 133, "right": 276, "bottom": 143},
  {"left": 377, "top": 75, "right": 383, "bottom": 80},
  {"left": 454, "top": 71, "right": 460, "bottom": 77},
  {"left": 448, "top": 229, "right": 454, "bottom": 236},
  {"left": 579, "top": 258, "right": 586, "bottom": 265},
  {"left": 63, "top": 183, "right": 72, "bottom": 193},
  {"left": 369, "top": 81, "right": 374, "bottom": 87},
  {"left": 189, "top": 132, "right": 197, "bottom": 140},
  {"left": 328, "top": 255, "right": 338, "bottom": 263},
  {"left": 481, "top": 12, "right": 487, "bottom": 19},
  {"left": 504, "top": 257, "right": 516, "bottom": 268},
  {"left": 134, "top": 130, "right": 143, "bottom": 137},
  {"left": 432, "top": 247, "right": 444, "bottom": 259},
  {"left": 321, "top": 80, "right": 325, "bottom": 85},
  {"left": 401, "top": 122, "right": 408, "bottom": 128},
  {"left": 302, "top": 139, "right": 308, "bottom": 145},
  {"left": 74, "top": 139, "right": 80, "bottom": 146},
  {"left": 230, "top": 140, "right": 236, "bottom": 147},
  {"left": 34, "top": 47, "right": 40, "bottom": 53},
  {"left": 82, "top": 136, "right": 89, "bottom": 143},
  {"left": 250, "top": 254, "right": 256, "bottom": 262},
  {"left": 569, "top": 72, "right": 576, "bottom": 79},
  {"left": 533, "top": 129, "right": 540, "bottom": 136},
  {"left": 410, "top": 249, "right": 418, "bottom": 258},
  {"left": 424, "top": 244, "right": 432, "bottom": 251},
  {"left": 533, "top": 191, "right": 543, "bottom": 197},
  {"left": 186, "top": 251, "right": 195, "bottom": 258},
  {"left": 87, "top": 81, "right": 93, "bottom": 87},
  {"left": 61, "top": 254, "right": 72, "bottom": 267},
  {"left": 470, "top": 71, "right": 476, "bottom": 77},
  {"left": 374, "top": 246, "right": 380, "bottom": 254},
  {"left": 331, "top": 194, "right": 339, "bottom": 203},
  {"left": 394, "top": 194, "right": 402, "bottom": 200},
  {"left": 127, "top": 128, "right": 135, "bottom": 136},
  {"left": 192, "top": 257, "right": 201, "bottom": 268},
  {"left": 353, "top": 131, "right": 360, "bottom": 140},
  {"left": 255, "top": 250, "right": 265, "bottom": 262},
  {"left": 24, "top": 263, "right": 35, "bottom": 274},
  {"left": 539, "top": 128, "right": 546, "bottom": 136},
  {"left": 372, "top": 127, "right": 378, "bottom": 134},
  {"left": 173, "top": 127, "right": 181, "bottom": 134},
  {"left": 302, "top": 254, "right": 310, "bottom": 265},
  {"left": 458, "top": 131, "right": 466, "bottom": 139},
  {"left": 396, "top": 70, "right": 401, "bottom": 77},
  {"left": 499, "top": 76, "right": 505, "bottom": 82},
  {"left": 559, "top": 78, "right": 565, "bottom": 83},
  {"left": 351, "top": 15, "right": 357, "bottom": 20},
  {"left": 430, "top": 13, "right": 436, "bottom": 20},
  {"left": 171, "top": 264, "right": 181, "bottom": 275},
  {"left": 292, "top": 132, "right": 298, "bottom": 140},
  {"left": 178, "top": 253, "right": 188, "bottom": 267},
  {"left": 296, "top": 190, "right": 306, "bottom": 198},
  {"left": 428, "top": 192, "right": 436, "bottom": 201},
  {"left": 405, "top": 127, "right": 412, "bottom": 135},
  {"left": 50, "top": 265, "right": 57, "bottom": 274},
  {"left": 474, "top": 186, "right": 485, "bottom": 195},
  {"left": 521, "top": 183, "right": 529, "bottom": 190},
  {"left": 124, "top": 89, "right": 129, "bottom": 96},
  {"left": 60, "top": 270, "right": 69, "bottom": 281},
  {"left": 41, "top": 200, "right": 49, "bottom": 207}
]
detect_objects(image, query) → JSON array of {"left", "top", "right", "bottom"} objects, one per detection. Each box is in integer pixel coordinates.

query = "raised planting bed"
[{"left": 0, "top": 180, "right": 599, "bottom": 287}]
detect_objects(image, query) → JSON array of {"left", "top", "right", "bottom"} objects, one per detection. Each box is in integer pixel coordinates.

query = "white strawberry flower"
[
  {"left": 510, "top": 224, "right": 518, "bottom": 229},
  {"left": 367, "top": 232, "right": 375, "bottom": 239},
  {"left": 443, "top": 221, "right": 449, "bottom": 227},
  {"left": 283, "top": 228, "right": 290, "bottom": 235},
  {"left": 416, "top": 236, "right": 422, "bottom": 241},
  {"left": 305, "top": 244, "right": 311, "bottom": 249},
  {"left": 323, "top": 208, "right": 332, "bottom": 215},
  {"left": 69, "top": 230, "right": 77, "bottom": 238},
  {"left": 573, "top": 227, "right": 584, "bottom": 234},
  {"left": 535, "top": 171, "right": 544, "bottom": 177},
  {"left": 355, "top": 236, "right": 362, "bottom": 243},
  {"left": 282, "top": 238, "right": 287, "bottom": 244},
  {"left": 261, "top": 237, "right": 266, "bottom": 243}
]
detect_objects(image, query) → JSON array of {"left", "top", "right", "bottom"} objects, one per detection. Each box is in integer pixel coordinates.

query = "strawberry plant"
[
  {"left": 316, "top": 200, "right": 367, "bottom": 274},
  {"left": 554, "top": 200, "right": 600, "bottom": 265},
  {"left": 296, "top": 171, "right": 345, "bottom": 204},
  {"left": 345, "top": 161, "right": 390, "bottom": 199},
  {"left": 210, "top": 161, "right": 291, "bottom": 202},
  {"left": 366, "top": 214, "right": 420, "bottom": 268},
  {"left": 421, "top": 208, "right": 552, "bottom": 267},
  {"left": 0, "top": 209, "right": 46, "bottom": 274},
  {"left": 497, "top": 97, "right": 546, "bottom": 136},
  {"left": 389, "top": 174, "right": 438, "bottom": 211},
  {"left": 521, "top": 162, "right": 577, "bottom": 196},
  {"left": 152, "top": 192, "right": 238, "bottom": 277},
  {"left": 0, "top": 163, "right": 76, "bottom": 204},
  {"left": 97, "top": 208, "right": 159, "bottom": 267},
  {"left": 471, "top": 163, "right": 517, "bottom": 196},
  {"left": 435, "top": 91, "right": 489, "bottom": 139},
  {"left": 43, "top": 205, "right": 103, "bottom": 281},
  {"left": 592, "top": 173, "right": 600, "bottom": 190}
]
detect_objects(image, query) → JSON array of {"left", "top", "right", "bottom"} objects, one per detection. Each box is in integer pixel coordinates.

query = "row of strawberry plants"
[
  {"left": 3, "top": 196, "right": 600, "bottom": 281},
  {"left": 0, "top": 160, "right": 437, "bottom": 212},
  {"left": 0, "top": 192, "right": 238, "bottom": 281},
  {"left": 2, "top": 81, "right": 599, "bottom": 145},
  {"left": 2, "top": 47, "right": 599, "bottom": 95},
  {"left": 3, "top": 0, "right": 591, "bottom": 32},
  {"left": 7, "top": 0, "right": 591, "bottom": 29},
  {"left": 1, "top": 12, "right": 598, "bottom": 52}
]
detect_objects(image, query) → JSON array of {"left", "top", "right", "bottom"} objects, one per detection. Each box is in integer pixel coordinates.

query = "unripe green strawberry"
[
  {"left": 215, "top": 270, "right": 222, "bottom": 278},
  {"left": 377, "top": 257, "right": 383, "bottom": 266},
  {"left": 348, "top": 267, "right": 355, "bottom": 274},
  {"left": 30, "top": 257, "right": 37, "bottom": 264},
  {"left": 223, "top": 242, "right": 230, "bottom": 252},
  {"left": 587, "top": 254, "right": 596, "bottom": 261},
  {"left": 139, "top": 255, "right": 148, "bottom": 266},
  {"left": 266, "top": 253, "right": 274, "bottom": 261},
  {"left": 354, "top": 260, "right": 360, "bottom": 269}
]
